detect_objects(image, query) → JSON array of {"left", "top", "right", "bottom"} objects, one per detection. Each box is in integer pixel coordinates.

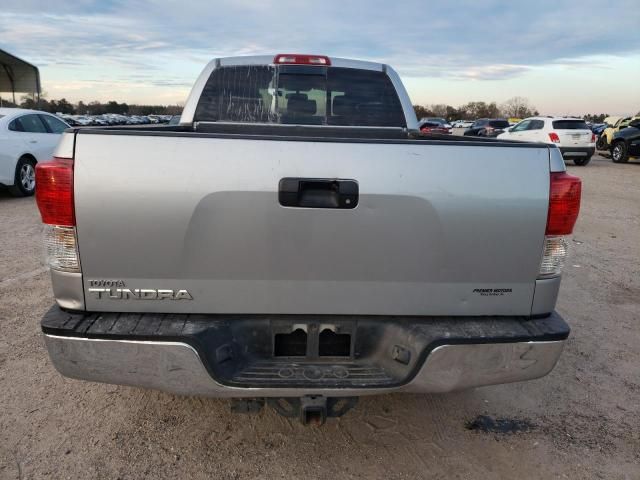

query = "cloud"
[
  {"left": 456, "top": 64, "right": 533, "bottom": 81},
  {"left": 0, "top": 0, "right": 638, "bottom": 102}
]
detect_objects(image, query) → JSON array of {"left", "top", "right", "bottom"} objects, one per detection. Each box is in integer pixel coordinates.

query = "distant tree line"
[
  {"left": 413, "top": 97, "right": 616, "bottom": 124},
  {"left": 0, "top": 94, "right": 183, "bottom": 115},
  {"left": 582, "top": 113, "right": 610, "bottom": 123},
  {"left": 414, "top": 97, "right": 539, "bottom": 121}
]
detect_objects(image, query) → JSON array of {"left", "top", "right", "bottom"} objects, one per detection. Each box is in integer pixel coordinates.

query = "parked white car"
[
  {"left": 497, "top": 117, "right": 596, "bottom": 166},
  {"left": 457, "top": 120, "right": 473, "bottom": 128},
  {"left": 0, "top": 108, "right": 69, "bottom": 196}
]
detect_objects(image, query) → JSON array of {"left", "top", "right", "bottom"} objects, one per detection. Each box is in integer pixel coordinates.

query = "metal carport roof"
[{"left": 0, "top": 48, "right": 41, "bottom": 104}]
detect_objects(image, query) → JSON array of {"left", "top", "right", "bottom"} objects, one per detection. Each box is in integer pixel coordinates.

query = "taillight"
[
  {"left": 591, "top": 133, "right": 596, "bottom": 143},
  {"left": 35, "top": 158, "right": 80, "bottom": 273},
  {"left": 274, "top": 54, "right": 331, "bottom": 65},
  {"left": 539, "top": 236, "right": 569, "bottom": 277},
  {"left": 43, "top": 225, "right": 80, "bottom": 272},
  {"left": 36, "top": 158, "right": 75, "bottom": 226},
  {"left": 548, "top": 132, "right": 560, "bottom": 143},
  {"left": 546, "top": 172, "right": 581, "bottom": 235},
  {"left": 539, "top": 172, "right": 582, "bottom": 278}
]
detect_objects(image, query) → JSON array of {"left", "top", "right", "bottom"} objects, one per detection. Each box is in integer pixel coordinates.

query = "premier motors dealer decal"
[
  {"left": 87, "top": 280, "right": 193, "bottom": 300},
  {"left": 472, "top": 288, "right": 513, "bottom": 297}
]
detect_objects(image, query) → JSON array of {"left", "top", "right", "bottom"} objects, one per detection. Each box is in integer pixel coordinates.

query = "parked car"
[
  {"left": 52, "top": 114, "right": 171, "bottom": 127},
  {"left": 590, "top": 123, "right": 606, "bottom": 135},
  {"left": 0, "top": 108, "right": 69, "bottom": 196},
  {"left": 421, "top": 117, "right": 451, "bottom": 130},
  {"left": 56, "top": 114, "right": 80, "bottom": 126},
  {"left": 457, "top": 120, "right": 473, "bottom": 128},
  {"left": 610, "top": 119, "right": 640, "bottom": 163},
  {"left": 418, "top": 120, "right": 451, "bottom": 134},
  {"left": 463, "top": 118, "right": 510, "bottom": 137},
  {"left": 73, "top": 116, "right": 94, "bottom": 126},
  {"left": 498, "top": 117, "right": 596, "bottom": 166},
  {"left": 168, "top": 115, "right": 181, "bottom": 125},
  {"left": 37, "top": 53, "right": 575, "bottom": 425},
  {"left": 597, "top": 116, "right": 640, "bottom": 151}
]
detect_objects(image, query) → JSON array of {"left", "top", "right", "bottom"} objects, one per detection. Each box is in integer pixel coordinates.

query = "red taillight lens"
[
  {"left": 35, "top": 157, "right": 75, "bottom": 226},
  {"left": 548, "top": 132, "right": 560, "bottom": 143},
  {"left": 591, "top": 133, "right": 596, "bottom": 143},
  {"left": 546, "top": 172, "right": 581, "bottom": 235},
  {"left": 273, "top": 54, "right": 331, "bottom": 66}
]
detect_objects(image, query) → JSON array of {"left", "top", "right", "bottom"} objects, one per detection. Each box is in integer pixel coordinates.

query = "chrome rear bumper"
[{"left": 44, "top": 334, "right": 566, "bottom": 397}]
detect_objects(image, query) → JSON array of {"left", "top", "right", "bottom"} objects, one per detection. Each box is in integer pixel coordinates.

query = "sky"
[{"left": 1, "top": 0, "right": 639, "bottom": 115}]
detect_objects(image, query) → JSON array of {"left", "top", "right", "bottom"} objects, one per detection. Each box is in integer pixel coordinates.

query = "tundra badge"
[{"left": 87, "top": 286, "right": 193, "bottom": 300}]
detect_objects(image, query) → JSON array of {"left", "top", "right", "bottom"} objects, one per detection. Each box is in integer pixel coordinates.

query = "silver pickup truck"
[{"left": 36, "top": 54, "right": 581, "bottom": 424}]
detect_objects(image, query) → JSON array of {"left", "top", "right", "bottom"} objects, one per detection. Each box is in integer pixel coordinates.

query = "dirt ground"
[{"left": 1, "top": 153, "right": 639, "bottom": 480}]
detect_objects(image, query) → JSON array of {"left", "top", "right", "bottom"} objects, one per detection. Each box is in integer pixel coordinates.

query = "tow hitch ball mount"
[{"left": 231, "top": 395, "right": 358, "bottom": 426}]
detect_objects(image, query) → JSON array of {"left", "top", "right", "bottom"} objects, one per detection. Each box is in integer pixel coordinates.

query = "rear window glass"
[
  {"left": 8, "top": 119, "right": 23, "bottom": 131},
  {"left": 195, "top": 65, "right": 405, "bottom": 127},
  {"left": 12, "top": 114, "right": 48, "bottom": 133},
  {"left": 552, "top": 120, "right": 589, "bottom": 130},
  {"left": 489, "top": 120, "right": 510, "bottom": 128},
  {"left": 195, "top": 65, "right": 275, "bottom": 123}
]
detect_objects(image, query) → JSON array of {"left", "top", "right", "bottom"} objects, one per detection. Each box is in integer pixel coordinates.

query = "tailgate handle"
[{"left": 279, "top": 178, "right": 358, "bottom": 209}]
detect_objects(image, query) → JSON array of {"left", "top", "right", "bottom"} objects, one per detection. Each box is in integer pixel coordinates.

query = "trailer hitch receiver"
[{"left": 267, "top": 395, "right": 358, "bottom": 426}]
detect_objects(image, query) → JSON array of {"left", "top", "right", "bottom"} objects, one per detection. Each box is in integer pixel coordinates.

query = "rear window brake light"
[{"left": 274, "top": 54, "right": 331, "bottom": 66}]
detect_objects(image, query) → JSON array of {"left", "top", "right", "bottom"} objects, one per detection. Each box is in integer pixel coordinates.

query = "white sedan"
[{"left": 0, "top": 108, "right": 69, "bottom": 196}]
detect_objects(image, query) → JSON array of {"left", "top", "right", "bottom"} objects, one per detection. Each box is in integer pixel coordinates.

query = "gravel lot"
[{"left": 1, "top": 153, "right": 639, "bottom": 479}]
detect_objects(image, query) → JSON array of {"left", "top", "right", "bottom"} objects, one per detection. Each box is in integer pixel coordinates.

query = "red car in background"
[{"left": 419, "top": 121, "right": 451, "bottom": 134}]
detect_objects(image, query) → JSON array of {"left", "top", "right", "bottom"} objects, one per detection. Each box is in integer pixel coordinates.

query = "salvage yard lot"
[{"left": 1, "top": 153, "right": 639, "bottom": 479}]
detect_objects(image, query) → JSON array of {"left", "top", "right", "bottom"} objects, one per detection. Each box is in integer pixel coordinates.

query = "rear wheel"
[
  {"left": 573, "top": 156, "right": 592, "bottom": 166},
  {"left": 8, "top": 156, "right": 37, "bottom": 197},
  {"left": 611, "top": 141, "right": 629, "bottom": 163}
]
